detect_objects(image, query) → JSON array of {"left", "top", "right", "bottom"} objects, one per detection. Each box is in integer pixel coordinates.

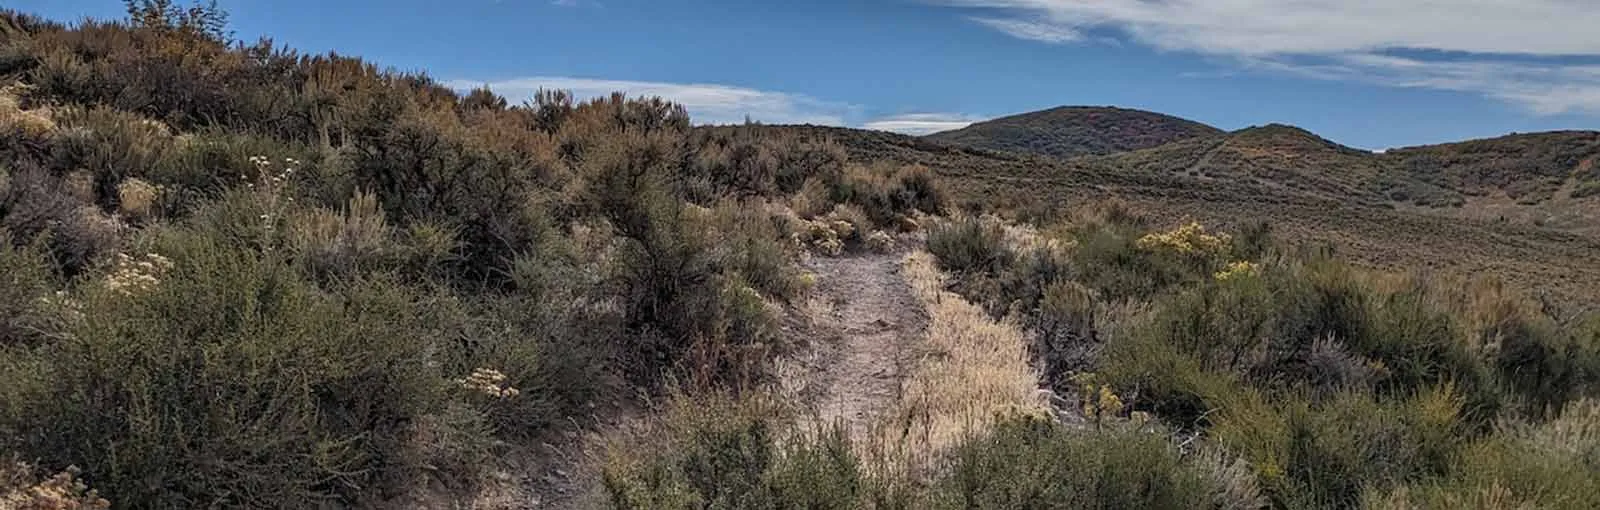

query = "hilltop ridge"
[{"left": 924, "top": 105, "right": 1224, "bottom": 158}]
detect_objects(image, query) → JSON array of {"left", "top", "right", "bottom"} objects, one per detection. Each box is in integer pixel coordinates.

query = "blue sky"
[{"left": 13, "top": 0, "right": 1600, "bottom": 149}]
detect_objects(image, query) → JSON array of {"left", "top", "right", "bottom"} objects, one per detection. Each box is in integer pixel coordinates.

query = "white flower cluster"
[
  {"left": 247, "top": 156, "right": 299, "bottom": 235},
  {"left": 456, "top": 367, "right": 521, "bottom": 398},
  {"left": 104, "top": 252, "right": 174, "bottom": 296}
]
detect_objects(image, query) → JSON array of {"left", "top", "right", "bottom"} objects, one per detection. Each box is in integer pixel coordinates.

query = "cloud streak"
[
  {"left": 944, "top": 0, "right": 1600, "bottom": 115},
  {"left": 861, "top": 113, "right": 985, "bottom": 135},
  {"left": 968, "top": 17, "right": 1080, "bottom": 44}
]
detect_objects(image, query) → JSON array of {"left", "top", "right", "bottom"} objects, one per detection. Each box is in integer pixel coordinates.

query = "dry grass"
[
  {"left": 114, "top": 178, "right": 158, "bottom": 221},
  {"left": 865, "top": 251, "right": 1047, "bottom": 475},
  {"left": 0, "top": 86, "right": 55, "bottom": 138},
  {"left": 0, "top": 460, "right": 110, "bottom": 510}
]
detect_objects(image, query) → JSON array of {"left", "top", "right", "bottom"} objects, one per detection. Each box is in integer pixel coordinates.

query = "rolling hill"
[
  {"left": 923, "top": 106, "right": 1224, "bottom": 158},
  {"left": 740, "top": 118, "right": 1600, "bottom": 301}
]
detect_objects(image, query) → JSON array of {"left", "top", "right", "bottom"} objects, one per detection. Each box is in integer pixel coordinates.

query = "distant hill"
[
  {"left": 1093, "top": 123, "right": 1461, "bottom": 207},
  {"left": 1385, "top": 131, "right": 1600, "bottom": 203},
  {"left": 923, "top": 105, "right": 1600, "bottom": 214},
  {"left": 751, "top": 122, "right": 1600, "bottom": 299},
  {"left": 924, "top": 106, "right": 1224, "bottom": 158}
]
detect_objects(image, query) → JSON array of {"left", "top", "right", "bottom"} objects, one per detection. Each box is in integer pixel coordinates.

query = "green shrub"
[
  {"left": 933, "top": 416, "right": 1227, "bottom": 510},
  {"left": 1573, "top": 180, "right": 1600, "bottom": 199},
  {"left": 0, "top": 228, "right": 475, "bottom": 507},
  {"left": 150, "top": 131, "right": 315, "bottom": 214},
  {"left": 833, "top": 163, "right": 946, "bottom": 227},
  {"left": 1364, "top": 398, "right": 1600, "bottom": 510},
  {"left": 49, "top": 106, "right": 173, "bottom": 211},
  {"left": 1067, "top": 222, "right": 1218, "bottom": 302},
  {"left": 926, "top": 215, "right": 1011, "bottom": 274},
  {"left": 0, "top": 232, "right": 55, "bottom": 346},
  {"left": 1481, "top": 309, "right": 1600, "bottom": 415},
  {"left": 603, "top": 394, "right": 866, "bottom": 510},
  {"left": 1032, "top": 279, "right": 1100, "bottom": 390}
]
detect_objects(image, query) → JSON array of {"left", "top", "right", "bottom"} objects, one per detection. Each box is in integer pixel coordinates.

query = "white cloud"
[
  {"left": 968, "top": 17, "right": 1080, "bottom": 44},
  {"left": 443, "top": 76, "right": 856, "bottom": 126},
  {"left": 942, "top": 0, "right": 1600, "bottom": 115},
  {"left": 1252, "top": 55, "right": 1600, "bottom": 115},
  {"left": 861, "top": 113, "right": 985, "bottom": 135}
]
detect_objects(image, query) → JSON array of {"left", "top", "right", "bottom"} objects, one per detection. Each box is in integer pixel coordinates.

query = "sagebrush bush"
[
  {"left": 0, "top": 232, "right": 54, "bottom": 346},
  {"left": 933, "top": 416, "right": 1229, "bottom": 510},
  {"left": 1363, "top": 398, "right": 1600, "bottom": 510},
  {"left": 926, "top": 215, "right": 1012, "bottom": 274},
  {"left": 0, "top": 230, "right": 466, "bottom": 507},
  {"left": 49, "top": 106, "right": 172, "bottom": 211},
  {"left": 603, "top": 393, "right": 868, "bottom": 510},
  {"left": 833, "top": 163, "right": 947, "bottom": 227},
  {"left": 921, "top": 212, "right": 1600, "bottom": 510}
]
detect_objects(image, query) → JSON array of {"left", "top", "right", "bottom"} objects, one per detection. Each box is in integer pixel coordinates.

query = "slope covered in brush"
[{"left": 925, "top": 105, "right": 1224, "bottom": 158}]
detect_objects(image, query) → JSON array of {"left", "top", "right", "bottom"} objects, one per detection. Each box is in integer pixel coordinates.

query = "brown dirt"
[{"left": 785, "top": 247, "right": 929, "bottom": 441}]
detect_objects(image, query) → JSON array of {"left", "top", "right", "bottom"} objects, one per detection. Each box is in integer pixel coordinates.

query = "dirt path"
[
  {"left": 492, "top": 249, "right": 931, "bottom": 509},
  {"left": 786, "top": 249, "right": 929, "bottom": 440}
]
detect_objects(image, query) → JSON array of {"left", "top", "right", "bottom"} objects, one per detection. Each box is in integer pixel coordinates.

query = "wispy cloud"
[
  {"left": 861, "top": 113, "right": 985, "bottom": 135},
  {"left": 968, "top": 17, "right": 1080, "bottom": 44},
  {"left": 443, "top": 76, "right": 857, "bottom": 126},
  {"left": 941, "top": 0, "right": 1600, "bottom": 115},
  {"left": 1245, "top": 55, "right": 1600, "bottom": 116}
]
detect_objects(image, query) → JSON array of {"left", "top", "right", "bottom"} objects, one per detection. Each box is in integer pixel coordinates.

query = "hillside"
[
  {"left": 1092, "top": 124, "right": 1462, "bottom": 207},
  {"left": 924, "top": 105, "right": 1223, "bottom": 158},
  {"left": 1386, "top": 131, "right": 1600, "bottom": 202},
  {"left": 749, "top": 123, "right": 1600, "bottom": 301}
]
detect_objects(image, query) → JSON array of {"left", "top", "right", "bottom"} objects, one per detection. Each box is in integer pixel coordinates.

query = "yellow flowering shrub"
[
  {"left": 1135, "top": 221, "right": 1231, "bottom": 256},
  {"left": 1215, "top": 260, "right": 1261, "bottom": 281}
]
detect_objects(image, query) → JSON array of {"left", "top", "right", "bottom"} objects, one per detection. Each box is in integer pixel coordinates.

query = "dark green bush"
[
  {"left": 833, "top": 164, "right": 946, "bottom": 227},
  {"left": 926, "top": 216, "right": 1011, "bottom": 275},
  {"left": 1364, "top": 398, "right": 1600, "bottom": 510},
  {"left": 934, "top": 417, "right": 1227, "bottom": 510},
  {"left": 0, "top": 232, "right": 55, "bottom": 346},
  {"left": 603, "top": 395, "right": 866, "bottom": 510},
  {"left": 49, "top": 106, "right": 173, "bottom": 211},
  {"left": 1, "top": 231, "right": 454, "bottom": 507}
]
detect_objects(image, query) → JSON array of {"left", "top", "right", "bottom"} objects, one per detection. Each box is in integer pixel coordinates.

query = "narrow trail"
[
  {"left": 506, "top": 249, "right": 933, "bottom": 509},
  {"left": 787, "top": 249, "right": 929, "bottom": 440}
]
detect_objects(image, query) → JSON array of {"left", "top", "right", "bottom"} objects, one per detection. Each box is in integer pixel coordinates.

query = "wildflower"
[
  {"left": 1215, "top": 260, "right": 1261, "bottom": 281},
  {"left": 1136, "top": 221, "right": 1231, "bottom": 255},
  {"left": 1081, "top": 383, "right": 1125, "bottom": 422},
  {"left": 104, "top": 252, "right": 174, "bottom": 296}
]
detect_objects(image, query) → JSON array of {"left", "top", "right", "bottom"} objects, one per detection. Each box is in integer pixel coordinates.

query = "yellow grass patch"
[
  {"left": 865, "top": 251, "right": 1047, "bottom": 474},
  {"left": 0, "top": 87, "right": 55, "bottom": 138},
  {"left": 116, "top": 178, "right": 159, "bottom": 221}
]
